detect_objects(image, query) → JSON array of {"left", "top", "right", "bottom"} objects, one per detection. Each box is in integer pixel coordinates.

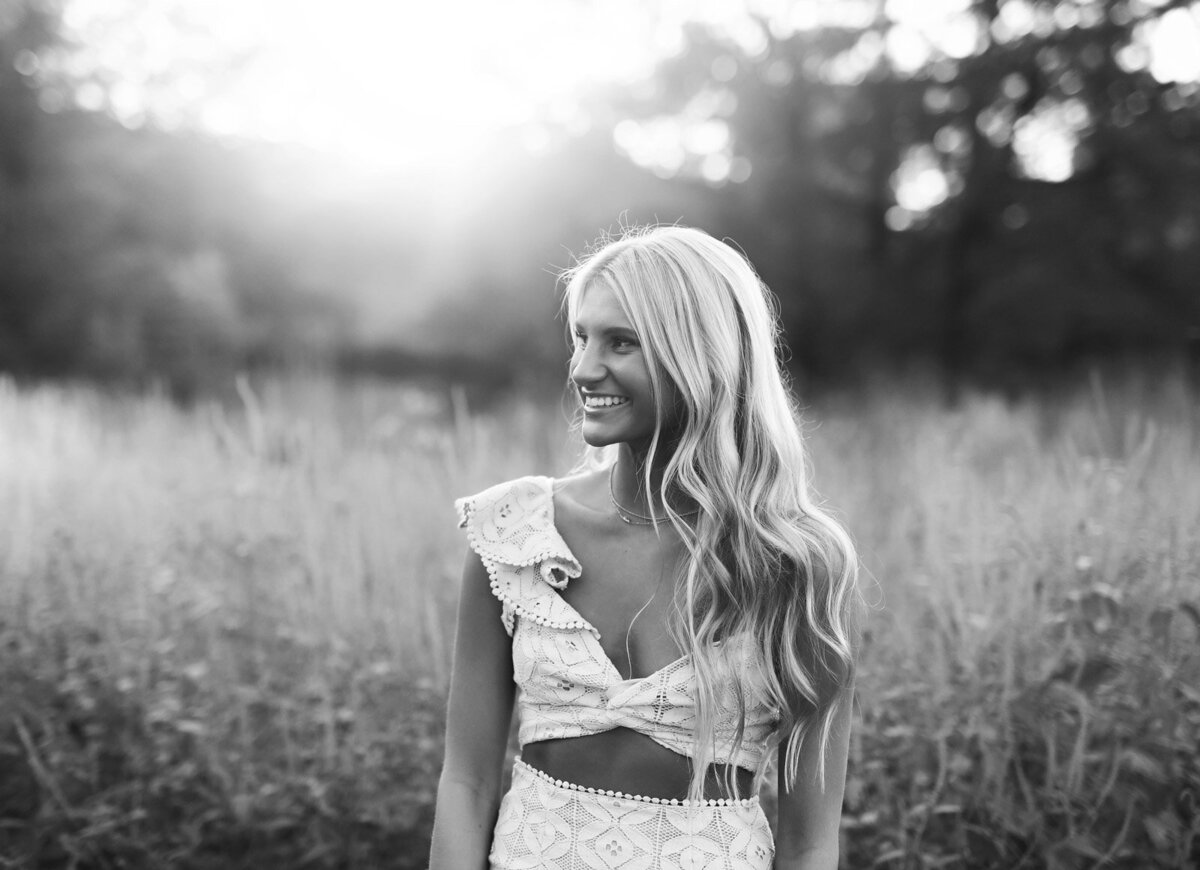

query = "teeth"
[{"left": 585, "top": 396, "right": 627, "bottom": 408}]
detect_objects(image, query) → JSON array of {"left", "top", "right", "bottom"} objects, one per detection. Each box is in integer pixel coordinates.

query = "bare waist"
[{"left": 520, "top": 728, "right": 757, "bottom": 801}]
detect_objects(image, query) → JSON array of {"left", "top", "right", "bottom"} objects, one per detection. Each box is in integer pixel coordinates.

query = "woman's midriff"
[{"left": 520, "top": 728, "right": 756, "bottom": 800}]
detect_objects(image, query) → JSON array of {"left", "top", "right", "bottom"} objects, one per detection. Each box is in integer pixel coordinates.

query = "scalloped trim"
[
  {"left": 457, "top": 478, "right": 598, "bottom": 638},
  {"left": 455, "top": 477, "right": 581, "bottom": 573},
  {"left": 513, "top": 757, "right": 759, "bottom": 808}
]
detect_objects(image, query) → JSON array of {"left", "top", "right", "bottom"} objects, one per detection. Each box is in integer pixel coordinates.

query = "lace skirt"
[{"left": 489, "top": 758, "right": 774, "bottom": 870}]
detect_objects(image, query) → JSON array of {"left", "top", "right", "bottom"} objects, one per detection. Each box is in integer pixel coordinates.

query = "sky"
[
  {"left": 26, "top": 0, "right": 1200, "bottom": 195},
  {"left": 45, "top": 0, "right": 676, "bottom": 167}
]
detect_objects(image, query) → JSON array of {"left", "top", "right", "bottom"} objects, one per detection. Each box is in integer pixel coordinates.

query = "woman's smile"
[{"left": 582, "top": 393, "right": 630, "bottom": 411}]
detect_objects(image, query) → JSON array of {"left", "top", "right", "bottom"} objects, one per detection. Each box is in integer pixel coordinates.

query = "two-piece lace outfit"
[{"left": 456, "top": 476, "right": 780, "bottom": 870}]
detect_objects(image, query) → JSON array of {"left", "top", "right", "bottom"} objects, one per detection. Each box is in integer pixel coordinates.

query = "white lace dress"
[{"left": 456, "top": 476, "right": 777, "bottom": 870}]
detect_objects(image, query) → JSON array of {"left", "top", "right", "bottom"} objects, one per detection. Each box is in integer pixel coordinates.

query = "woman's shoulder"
[
  {"left": 454, "top": 473, "right": 584, "bottom": 585},
  {"left": 550, "top": 468, "right": 606, "bottom": 506},
  {"left": 455, "top": 474, "right": 551, "bottom": 511},
  {"left": 549, "top": 468, "right": 612, "bottom": 530},
  {"left": 453, "top": 475, "right": 554, "bottom": 536},
  {"left": 454, "top": 468, "right": 611, "bottom": 550}
]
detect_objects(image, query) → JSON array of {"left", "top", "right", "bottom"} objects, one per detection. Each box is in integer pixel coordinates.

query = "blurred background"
[
  {"left": 2, "top": 1, "right": 1199, "bottom": 868},
  {"left": 2, "top": 0, "right": 1197, "bottom": 396}
]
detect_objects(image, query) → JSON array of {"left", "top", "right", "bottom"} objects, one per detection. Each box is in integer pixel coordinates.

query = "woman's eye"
[{"left": 572, "top": 331, "right": 637, "bottom": 351}]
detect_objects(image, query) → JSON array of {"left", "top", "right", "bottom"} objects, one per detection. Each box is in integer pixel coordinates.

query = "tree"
[{"left": 600, "top": 0, "right": 1200, "bottom": 385}]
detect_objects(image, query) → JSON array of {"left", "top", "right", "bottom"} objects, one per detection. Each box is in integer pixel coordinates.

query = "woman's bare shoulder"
[{"left": 552, "top": 468, "right": 610, "bottom": 524}]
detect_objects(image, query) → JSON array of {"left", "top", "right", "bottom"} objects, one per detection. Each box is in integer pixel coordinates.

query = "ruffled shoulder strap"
[{"left": 455, "top": 476, "right": 596, "bottom": 638}]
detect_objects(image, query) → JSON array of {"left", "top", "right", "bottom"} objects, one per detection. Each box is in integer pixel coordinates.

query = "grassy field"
[{"left": 1, "top": 371, "right": 1197, "bottom": 869}]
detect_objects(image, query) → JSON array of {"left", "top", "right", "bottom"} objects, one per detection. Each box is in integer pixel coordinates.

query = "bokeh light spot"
[
  {"left": 729, "top": 156, "right": 752, "bottom": 183},
  {"left": 1012, "top": 98, "right": 1091, "bottom": 182},
  {"left": 1141, "top": 6, "right": 1200, "bottom": 84},
  {"left": 711, "top": 55, "right": 738, "bottom": 82},
  {"left": 14, "top": 49, "right": 39, "bottom": 76},
  {"left": 934, "top": 124, "right": 970, "bottom": 155},
  {"left": 1002, "top": 202, "right": 1030, "bottom": 229},
  {"left": 892, "top": 144, "right": 952, "bottom": 214},
  {"left": 886, "top": 25, "right": 933, "bottom": 75},
  {"left": 885, "top": 205, "right": 916, "bottom": 231}
]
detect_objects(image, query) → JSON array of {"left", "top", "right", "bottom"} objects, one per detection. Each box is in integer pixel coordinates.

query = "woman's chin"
[{"left": 580, "top": 426, "right": 617, "bottom": 448}]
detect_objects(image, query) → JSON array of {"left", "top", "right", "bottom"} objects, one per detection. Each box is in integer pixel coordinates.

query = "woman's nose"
[{"left": 570, "top": 343, "right": 604, "bottom": 387}]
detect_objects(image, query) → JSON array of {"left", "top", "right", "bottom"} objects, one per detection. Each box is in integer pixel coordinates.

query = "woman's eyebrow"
[
  {"left": 573, "top": 316, "right": 638, "bottom": 333},
  {"left": 573, "top": 322, "right": 638, "bottom": 337}
]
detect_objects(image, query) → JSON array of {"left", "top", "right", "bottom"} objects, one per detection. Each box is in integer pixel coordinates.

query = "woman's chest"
[{"left": 554, "top": 529, "right": 687, "bottom": 680}]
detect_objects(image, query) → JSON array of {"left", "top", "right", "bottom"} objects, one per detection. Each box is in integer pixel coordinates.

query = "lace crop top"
[{"left": 455, "top": 475, "right": 780, "bottom": 774}]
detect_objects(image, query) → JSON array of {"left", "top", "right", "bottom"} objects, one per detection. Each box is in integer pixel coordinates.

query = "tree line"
[{"left": 1, "top": 0, "right": 1197, "bottom": 397}]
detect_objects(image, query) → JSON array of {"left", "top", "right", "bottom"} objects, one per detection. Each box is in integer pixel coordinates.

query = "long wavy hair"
[{"left": 561, "top": 225, "right": 861, "bottom": 802}]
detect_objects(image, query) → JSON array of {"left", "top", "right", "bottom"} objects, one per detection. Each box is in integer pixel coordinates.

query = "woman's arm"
[
  {"left": 773, "top": 691, "right": 853, "bottom": 870},
  {"left": 428, "top": 550, "right": 516, "bottom": 870}
]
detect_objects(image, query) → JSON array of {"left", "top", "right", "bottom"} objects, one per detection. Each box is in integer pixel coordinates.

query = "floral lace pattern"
[
  {"left": 489, "top": 759, "right": 775, "bottom": 870},
  {"left": 456, "top": 476, "right": 778, "bottom": 774}
]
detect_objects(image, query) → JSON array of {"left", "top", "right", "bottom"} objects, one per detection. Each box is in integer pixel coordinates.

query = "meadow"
[{"left": 1, "top": 370, "right": 1197, "bottom": 869}]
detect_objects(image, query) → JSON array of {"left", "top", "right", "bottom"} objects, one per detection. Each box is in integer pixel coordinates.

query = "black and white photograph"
[{"left": 1, "top": 1, "right": 1198, "bottom": 867}]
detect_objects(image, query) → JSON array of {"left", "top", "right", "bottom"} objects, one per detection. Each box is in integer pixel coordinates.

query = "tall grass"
[{"left": 0, "top": 371, "right": 1196, "bottom": 869}]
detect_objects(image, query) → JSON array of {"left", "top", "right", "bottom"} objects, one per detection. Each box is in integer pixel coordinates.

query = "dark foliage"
[{"left": 0, "top": 1, "right": 1198, "bottom": 393}]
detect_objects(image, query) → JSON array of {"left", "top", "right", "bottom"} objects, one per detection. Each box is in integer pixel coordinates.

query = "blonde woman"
[{"left": 429, "top": 226, "right": 860, "bottom": 870}]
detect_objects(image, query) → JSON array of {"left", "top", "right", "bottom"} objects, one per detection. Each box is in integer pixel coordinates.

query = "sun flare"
[
  {"left": 50, "top": 0, "right": 669, "bottom": 167},
  {"left": 32, "top": 0, "right": 1200, "bottom": 180}
]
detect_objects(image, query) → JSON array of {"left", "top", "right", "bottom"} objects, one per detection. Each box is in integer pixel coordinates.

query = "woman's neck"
[{"left": 611, "top": 441, "right": 693, "bottom": 518}]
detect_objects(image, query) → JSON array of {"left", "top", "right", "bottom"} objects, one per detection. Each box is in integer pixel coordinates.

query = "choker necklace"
[{"left": 608, "top": 465, "right": 700, "bottom": 526}]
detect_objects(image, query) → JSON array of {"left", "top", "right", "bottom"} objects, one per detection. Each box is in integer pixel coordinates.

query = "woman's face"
[{"left": 570, "top": 281, "right": 679, "bottom": 451}]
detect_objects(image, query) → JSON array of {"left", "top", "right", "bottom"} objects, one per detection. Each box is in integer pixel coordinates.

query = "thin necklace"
[{"left": 608, "top": 465, "right": 699, "bottom": 525}]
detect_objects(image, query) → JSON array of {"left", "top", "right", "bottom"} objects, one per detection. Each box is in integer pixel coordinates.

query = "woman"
[{"left": 429, "top": 225, "right": 860, "bottom": 869}]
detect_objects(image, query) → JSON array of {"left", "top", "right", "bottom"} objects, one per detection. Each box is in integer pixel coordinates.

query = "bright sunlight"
[
  {"left": 50, "top": 0, "right": 669, "bottom": 167},
  {"left": 34, "top": 0, "right": 1200, "bottom": 179}
]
